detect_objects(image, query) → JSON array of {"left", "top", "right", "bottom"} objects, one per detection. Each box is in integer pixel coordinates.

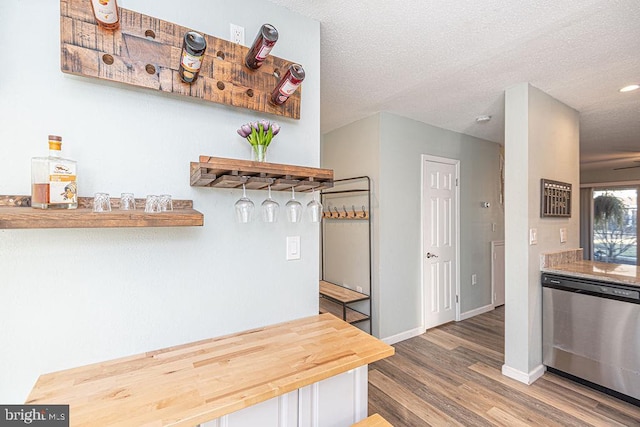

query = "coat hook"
[
  {"left": 351, "top": 205, "right": 357, "bottom": 218},
  {"left": 333, "top": 206, "right": 340, "bottom": 218},
  {"left": 342, "top": 205, "right": 348, "bottom": 218},
  {"left": 361, "top": 205, "right": 367, "bottom": 218}
]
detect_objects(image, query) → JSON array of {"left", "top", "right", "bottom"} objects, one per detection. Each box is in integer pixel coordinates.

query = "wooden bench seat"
[{"left": 352, "top": 413, "right": 393, "bottom": 426}]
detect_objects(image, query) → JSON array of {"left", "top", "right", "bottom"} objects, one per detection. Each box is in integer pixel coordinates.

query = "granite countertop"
[{"left": 542, "top": 260, "right": 640, "bottom": 287}]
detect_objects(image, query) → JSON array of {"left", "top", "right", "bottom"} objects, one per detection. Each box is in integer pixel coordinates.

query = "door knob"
[{"left": 426, "top": 252, "right": 438, "bottom": 258}]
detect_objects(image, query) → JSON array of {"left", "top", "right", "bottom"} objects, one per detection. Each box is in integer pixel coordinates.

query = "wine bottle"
[
  {"left": 179, "top": 32, "right": 207, "bottom": 84},
  {"left": 31, "top": 135, "right": 78, "bottom": 210},
  {"left": 270, "top": 64, "right": 305, "bottom": 105},
  {"left": 245, "top": 24, "right": 278, "bottom": 70},
  {"left": 90, "top": 0, "right": 120, "bottom": 30}
]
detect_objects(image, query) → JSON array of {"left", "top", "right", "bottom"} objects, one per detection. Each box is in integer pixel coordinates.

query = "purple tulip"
[
  {"left": 237, "top": 123, "right": 252, "bottom": 138},
  {"left": 260, "top": 119, "right": 270, "bottom": 132},
  {"left": 251, "top": 121, "right": 260, "bottom": 131},
  {"left": 271, "top": 123, "right": 280, "bottom": 136}
]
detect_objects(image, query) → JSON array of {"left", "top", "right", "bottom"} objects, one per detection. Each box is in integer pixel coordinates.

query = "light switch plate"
[
  {"left": 560, "top": 227, "right": 567, "bottom": 243},
  {"left": 529, "top": 228, "right": 538, "bottom": 245},
  {"left": 286, "top": 236, "right": 301, "bottom": 260}
]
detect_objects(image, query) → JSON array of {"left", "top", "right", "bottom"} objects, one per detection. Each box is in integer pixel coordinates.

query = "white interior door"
[{"left": 422, "top": 156, "right": 459, "bottom": 330}]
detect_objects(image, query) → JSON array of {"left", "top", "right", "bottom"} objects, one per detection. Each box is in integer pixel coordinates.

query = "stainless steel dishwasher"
[{"left": 542, "top": 272, "right": 640, "bottom": 405}]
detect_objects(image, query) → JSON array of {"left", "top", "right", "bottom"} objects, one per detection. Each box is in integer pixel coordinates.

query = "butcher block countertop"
[
  {"left": 26, "top": 313, "right": 394, "bottom": 427},
  {"left": 543, "top": 260, "right": 640, "bottom": 287}
]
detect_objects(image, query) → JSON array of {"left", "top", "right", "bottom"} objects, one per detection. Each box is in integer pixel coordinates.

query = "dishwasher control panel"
[{"left": 542, "top": 273, "right": 640, "bottom": 303}]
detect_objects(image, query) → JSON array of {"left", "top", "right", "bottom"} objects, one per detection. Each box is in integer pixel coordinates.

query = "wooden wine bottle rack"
[{"left": 60, "top": 0, "right": 301, "bottom": 119}]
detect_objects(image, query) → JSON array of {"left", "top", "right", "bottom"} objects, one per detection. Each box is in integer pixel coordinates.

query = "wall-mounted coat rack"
[
  {"left": 60, "top": 0, "right": 301, "bottom": 119},
  {"left": 322, "top": 204, "right": 369, "bottom": 219}
]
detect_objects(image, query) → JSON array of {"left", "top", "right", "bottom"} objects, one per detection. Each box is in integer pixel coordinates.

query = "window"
[{"left": 592, "top": 187, "right": 638, "bottom": 265}]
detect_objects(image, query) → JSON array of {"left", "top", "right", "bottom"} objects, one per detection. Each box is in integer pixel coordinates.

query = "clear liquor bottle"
[{"left": 31, "top": 135, "right": 78, "bottom": 209}]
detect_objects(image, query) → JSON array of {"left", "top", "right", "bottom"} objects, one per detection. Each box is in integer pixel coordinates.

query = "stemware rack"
[
  {"left": 60, "top": 0, "right": 301, "bottom": 119},
  {"left": 0, "top": 195, "right": 203, "bottom": 229},
  {"left": 190, "top": 156, "right": 334, "bottom": 192}
]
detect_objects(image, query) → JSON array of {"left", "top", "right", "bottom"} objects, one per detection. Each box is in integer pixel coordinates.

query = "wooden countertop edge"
[{"left": 26, "top": 313, "right": 394, "bottom": 426}]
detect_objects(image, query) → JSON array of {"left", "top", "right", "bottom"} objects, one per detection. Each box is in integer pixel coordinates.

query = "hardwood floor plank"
[
  {"left": 369, "top": 306, "right": 640, "bottom": 426},
  {"left": 485, "top": 406, "right": 532, "bottom": 427},
  {"left": 369, "top": 369, "right": 464, "bottom": 426}
]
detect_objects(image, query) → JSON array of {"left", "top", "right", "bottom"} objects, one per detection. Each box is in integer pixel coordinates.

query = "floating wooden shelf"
[
  {"left": 191, "top": 156, "right": 333, "bottom": 191},
  {"left": 60, "top": 0, "right": 301, "bottom": 119},
  {"left": 319, "top": 280, "right": 370, "bottom": 324},
  {"left": 0, "top": 196, "right": 203, "bottom": 229}
]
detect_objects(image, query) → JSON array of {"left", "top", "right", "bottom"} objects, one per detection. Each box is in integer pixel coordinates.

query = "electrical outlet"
[
  {"left": 560, "top": 227, "right": 567, "bottom": 243},
  {"left": 230, "top": 23, "right": 244, "bottom": 45},
  {"left": 471, "top": 274, "right": 477, "bottom": 285}
]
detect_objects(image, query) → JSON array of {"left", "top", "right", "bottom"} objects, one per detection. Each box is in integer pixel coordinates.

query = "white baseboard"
[
  {"left": 501, "top": 363, "right": 546, "bottom": 385},
  {"left": 459, "top": 303, "right": 494, "bottom": 321},
  {"left": 381, "top": 326, "right": 425, "bottom": 345}
]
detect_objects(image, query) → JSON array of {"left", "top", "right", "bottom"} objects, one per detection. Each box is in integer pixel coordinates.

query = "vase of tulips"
[{"left": 237, "top": 120, "right": 281, "bottom": 162}]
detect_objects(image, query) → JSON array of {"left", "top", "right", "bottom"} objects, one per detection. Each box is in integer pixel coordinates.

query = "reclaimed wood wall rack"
[
  {"left": 191, "top": 156, "right": 334, "bottom": 192},
  {"left": 0, "top": 195, "right": 203, "bottom": 229},
  {"left": 60, "top": 0, "right": 301, "bottom": 119}
]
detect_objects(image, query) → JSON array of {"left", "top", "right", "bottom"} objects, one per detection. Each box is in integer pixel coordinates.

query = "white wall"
[
  {"left": 503, "top": 83, "right": 579, "bottom": 382},
  {"left": 321, "top": 112, "right": 504, "bottom": 340},
  {"left": 378, "top": 113, "right": 504, "bottom": 339},
  {"left": 0, "top": 0, "right": 320, "bottom": 402}
]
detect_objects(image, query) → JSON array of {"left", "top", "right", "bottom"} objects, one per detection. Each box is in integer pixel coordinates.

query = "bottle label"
[
  {"left": 279, "top": 79, "right": 301, "bottom": 96},
  {"left": 256, "top": 45, "right": 273, "bottom": 61},
  {"left": 48, "top": 162, "right": 77, "bottom": 204},
  {"left": 92, "top": 0, "right": 118, "bottom": 24},
  {"left": 181, "top": 51, "right": 204, "bottom": 73}
]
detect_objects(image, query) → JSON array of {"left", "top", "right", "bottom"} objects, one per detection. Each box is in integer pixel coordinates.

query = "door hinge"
[
  {"left": 456, "top": 295, "right": 459, "bottom": 303},
  {"left": 456, "top": 178, "right": 458, "bottom": 186}
]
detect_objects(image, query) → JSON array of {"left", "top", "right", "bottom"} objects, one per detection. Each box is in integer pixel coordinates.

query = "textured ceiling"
[{"left": 267, "top": 0, "right": 640, "bottom": 172}]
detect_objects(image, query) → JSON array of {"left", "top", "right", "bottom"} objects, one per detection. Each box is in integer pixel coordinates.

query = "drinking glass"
[
  {"left": 234, "top": 184, "right": 254, "bottom": 223},
  {"left": 159, "top": 194, "right": 173, "bottom": 212},
  {"left": 286, "top": 186, "right": 302, "bottom": 223},
  {"left": 306, "top": 189, "right": 323, "bottom": 223},
  {"left": 120, "top": 193, "right": 136, "bottom": 210},
  {"left": 93, "top": 192, "right": 111, "bottom": 212},
  {"left": 144, "top": 195, "right": 161, "bottom": 213},
  {"left": 261, "top": 185, "right": 279, "bottom": 223}
]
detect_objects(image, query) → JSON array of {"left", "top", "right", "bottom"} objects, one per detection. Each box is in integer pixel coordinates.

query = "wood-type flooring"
[{"left": 368, "top": 306, "right": 640, "bottom": 426}]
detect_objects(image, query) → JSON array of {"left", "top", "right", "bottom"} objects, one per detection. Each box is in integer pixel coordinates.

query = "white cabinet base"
[{"left": 201, "top": 367, "right": 368, "bottom": 427}]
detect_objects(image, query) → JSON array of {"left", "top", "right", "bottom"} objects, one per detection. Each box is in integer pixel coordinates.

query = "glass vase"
[{"left": 251, "top": 144, "right": 267, "bottom": 162}]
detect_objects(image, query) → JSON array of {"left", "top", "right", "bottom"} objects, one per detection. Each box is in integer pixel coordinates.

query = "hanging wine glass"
[
  {"left": 261, "top": 184, "right": 279, "bottom": 223},
  {"left": 306, "top": 188, "right": 323, "bottom": 223},
  {"left": 234, "top": 183, "right": 254, "bottom": 223},
  {"left": 286, "top": 186, "right": 303, "bottom": 223}
]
